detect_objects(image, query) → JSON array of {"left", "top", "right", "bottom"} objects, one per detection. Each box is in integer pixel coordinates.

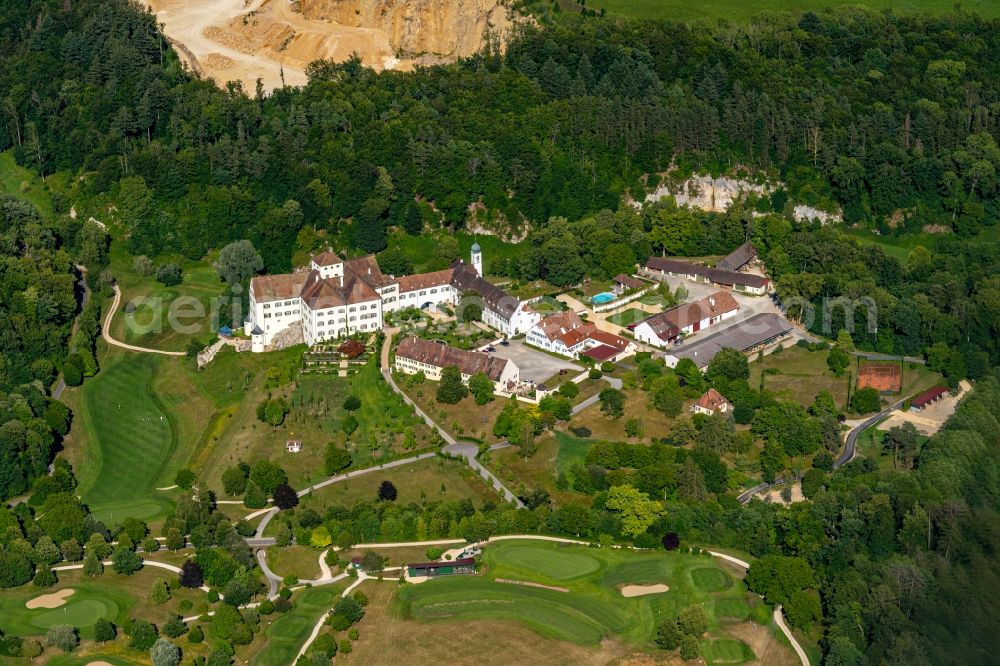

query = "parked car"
[
  {"left": 486, "top": 346, "right": 496, "bottom": 352},
  {"left": 500, "top": 339, "right": 510, "bottom": 346}
]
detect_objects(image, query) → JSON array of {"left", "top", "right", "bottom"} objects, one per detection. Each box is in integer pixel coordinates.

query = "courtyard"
[{"left": 486, "top": 338, "right": 582, "bottom": 385}]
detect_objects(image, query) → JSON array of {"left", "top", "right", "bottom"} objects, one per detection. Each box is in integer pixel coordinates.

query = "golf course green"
[
  {"left": 398, "top": 539, "right": 772, "bottom": 660},
  {"left": 0, "top": 585, "right": 122, "bottom": 639}
]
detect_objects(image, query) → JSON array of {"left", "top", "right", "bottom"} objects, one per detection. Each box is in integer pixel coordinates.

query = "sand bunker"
[
  {"left": 620, "top": 584, "right": 669, "bottom": 597},
  {"left": 26, "top": 588, "right": 75, "bottom": 609},
  {"left": 87, "top": 662, "right": 115, "bottom": 666}
]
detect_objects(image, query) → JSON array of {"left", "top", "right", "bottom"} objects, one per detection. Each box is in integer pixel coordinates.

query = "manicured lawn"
[
  {"left": 400, "top": 540, "right": 778, "bottom": 653},
  {"left": 587, "top": 0, "right": 1000, "bottom": 22},
  {"left": 75, "top": 353, "right": 182, "bottom": 523},
  {"left": 0, "top": 567, "right": 208, "bottom": 640},
  {"left": 495, "top": 545, "right": 602, "bottom": 580},
  {"left": 109, "top": 260, "right": 225, "bottom": 352},
  {"left": 606, "top": 308, "right": 647, "bottom": 326},
  {"left": 266, "top": 545, "right": 322, "bottom": 581},
  {"left": 252, "top": 585, "right": 345, "bottom": 666}
]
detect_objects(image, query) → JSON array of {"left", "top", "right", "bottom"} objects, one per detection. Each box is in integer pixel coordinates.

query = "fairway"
[
  {"left": 76, "top": 354, "right": 176, "bottom": 522},
  {"left": 401, "top": 577, "right": 628, "bottom": 644},
  {"left": 400, "top": 539, "right": 781, "bottom": 657},
  {"left": 494, "top": 545, "right": 602, "bottom": 580},
  {"left": 253, "top": 586, "right": 344, "bottom": 666},
  {"left": 588, "top": 0, "right": 1000, "bottom": 22}
]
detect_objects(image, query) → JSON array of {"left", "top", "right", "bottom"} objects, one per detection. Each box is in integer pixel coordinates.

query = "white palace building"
[{"left": 246, "top": 244, "right": 540, "bottom": 352}]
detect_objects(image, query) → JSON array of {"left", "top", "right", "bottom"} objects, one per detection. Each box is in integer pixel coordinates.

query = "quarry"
[{"left": 145, "top": 0, "right": 513, "bottom": 91}]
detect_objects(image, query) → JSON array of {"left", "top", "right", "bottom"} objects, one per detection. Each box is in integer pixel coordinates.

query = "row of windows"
[
  {"left": 263, "top": 310, "right": 297, "bottom": 319},
  {"left": 263, "top": 299, "right": 297, "bottom": 309}
]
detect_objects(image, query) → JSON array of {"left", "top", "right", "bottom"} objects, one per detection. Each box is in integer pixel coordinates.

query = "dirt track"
[{"left": 145, "top": 0, "right": 309, "bottom": 90}]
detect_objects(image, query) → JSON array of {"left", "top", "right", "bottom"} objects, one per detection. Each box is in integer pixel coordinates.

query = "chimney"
[
  {"left": 339, "top": 275, "right": 344, "bottom": 288},
  {"left": 709, "top": 297, "right": 715, "bottom": 309}
]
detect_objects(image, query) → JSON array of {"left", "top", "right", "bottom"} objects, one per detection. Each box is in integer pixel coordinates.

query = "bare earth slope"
[{"left": 146, "top": 0, "right": 512, "bottom": 91}]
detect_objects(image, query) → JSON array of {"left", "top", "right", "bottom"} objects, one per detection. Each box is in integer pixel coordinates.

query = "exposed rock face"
[
  {"left": 644, "top": 175, "right": 771, "bottom": 213},
  {"left": 642, "top": 172, "right": 843, "bottom": 224},
  {"left": 300, "top": 0, "right": 511, "bottom": 58}
]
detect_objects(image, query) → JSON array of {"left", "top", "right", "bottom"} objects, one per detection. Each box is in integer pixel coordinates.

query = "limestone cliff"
[{"left": 299, "top": 0, "right": 511, "bottom": 58}]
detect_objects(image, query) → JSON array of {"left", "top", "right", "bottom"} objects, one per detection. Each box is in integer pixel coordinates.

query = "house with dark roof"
[
  {"left": 715, "top": 242, "right": 758, "bottom": 273},
  {"left": 612, "top": 274, "right": 645, "bottom": 294},
  {"left": 394, "top": 336, "right": 520, "bottom": 391},
  {"left": 643, "top": 257, "right": 770, "bottom": 295},
  {"left": 633, "top": 291, "right": 740, "bottom": 347}
]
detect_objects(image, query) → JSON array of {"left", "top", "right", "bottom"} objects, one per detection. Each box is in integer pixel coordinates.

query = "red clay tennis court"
[{"left": 857, "top": 362, "right": 902, "bottom": 392}]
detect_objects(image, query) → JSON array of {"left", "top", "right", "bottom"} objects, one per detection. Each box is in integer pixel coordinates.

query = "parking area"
[{"left": 487, "top": 338, "right": 581, "bottom": 385}]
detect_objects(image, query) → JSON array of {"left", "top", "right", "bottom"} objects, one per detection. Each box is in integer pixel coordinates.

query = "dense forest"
[{"left": 4, "top": 1, "right": 1000, "bottom": 261}]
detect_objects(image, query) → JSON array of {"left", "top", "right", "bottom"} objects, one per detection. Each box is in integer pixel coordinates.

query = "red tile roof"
[
  {"left": 911, "top": 386, "right": 948, "bottom": 408},
  {"left": 312, "top": 251, "right": 343, "bottom": 266},
  {"left": 397, "top": 268, "right": 455, "bottom": 293},
  {"left": 694, "top": 388, "right": 729, "bottom": 412},
  {"left": 582, "top": 344, "right": 620, "bottom": 362}
]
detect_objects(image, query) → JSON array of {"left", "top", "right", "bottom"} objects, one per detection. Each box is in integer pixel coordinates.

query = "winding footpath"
[
  {"left": 101, "top": 283, "right": 185, "bottom": 356},
  {"left": 380, "top": 327, "right": 525, "bottom": 508}
]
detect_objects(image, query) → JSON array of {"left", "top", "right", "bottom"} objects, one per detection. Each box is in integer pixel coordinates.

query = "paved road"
[
  {"left": 571, "top": 372, "right": 623, "bottom": 416},
  {"left": 102, "top": 283, "right": 185, "bottom": 356},
  {"left": 737, "top": 398, "right": 904, "bottom": 504}
]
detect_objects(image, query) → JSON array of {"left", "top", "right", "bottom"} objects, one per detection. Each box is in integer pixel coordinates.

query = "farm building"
[
  {"left": 691, "top": 389, "right": 731, "bottom": 415},
  {"left": 632, "top": 291, "right": 739, "bottom": 347},
  {"left": 643, "top": 257, "right": 770, "bottom": 295},
  {"left": 715, "top": 241, "right": 758, "bottom": 272},
  {"left": 664, "top": 313, "right": 793, "bottom": 369},
  {"left": 394, "top": 336, "right": 519, "bottom": 391},
  {"left": 910, "top": 386, "right": 949, "bottom": 411},
  {"left": 857, "top": 362, "right": 902, "bottom": 393},
  {"left": 526, "top": 311, "right": 635, "bottom": 361},
  {"left": 612, "top": 274, "right": 645, "bottom": 294},
  {"left": 407, "top": 558, "right": 476, "bottom": 577}
]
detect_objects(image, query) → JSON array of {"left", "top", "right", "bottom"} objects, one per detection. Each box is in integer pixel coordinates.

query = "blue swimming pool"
[{"left": 591, "top": 292, "right": 616, "bottom": 305}]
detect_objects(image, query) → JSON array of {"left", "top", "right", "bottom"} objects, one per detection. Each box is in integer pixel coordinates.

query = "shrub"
[
  {"left": 187, "top": 625, "right": 204, "bottom": 644},
  {"left": 46, "top": 625, "right": 78, "bottom": 652},
  {"left": 94, "top": 618, "right": 116, "bottom": 642},
  {"left": 128, "top": 619, "right": 158, "bottom": 650},
  {"left": 679, "top": 634, "right": 700, "bottom": 660},
  {"left": 156, "top": 263, "right": 183, "bottom": 286}
]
